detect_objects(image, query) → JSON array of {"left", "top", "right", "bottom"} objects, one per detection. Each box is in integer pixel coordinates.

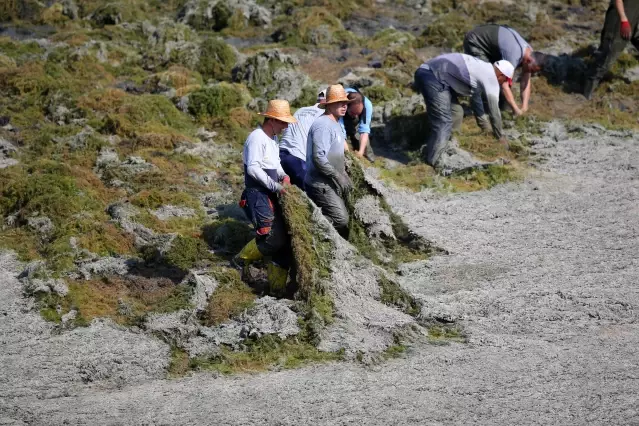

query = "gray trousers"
[
  {"left": 305, "top": 178, "right": 349, "bottom": 237},
  {"left": 588, "top": 0, "right": 639, "bottom": 84},
  {"left": 414, "top": 67, "right": 464, "bottom": 166}
]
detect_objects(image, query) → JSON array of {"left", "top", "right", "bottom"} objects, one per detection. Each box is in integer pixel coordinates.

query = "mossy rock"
[
  {"left": 83, "top": 92, "right": 195, "bottom": 137},
  {"left": 142, "top": 234, "right": 211, "bottom": 271},
  {"left": 39, "top": 3, "right": 70, "bottom": 25},
  {"left": 180, "top": 0, "right": 233, "bottom": 32},
  {"left": 274, "top": 7, "right": 356, "bottom": 47},
  {"left": 202, "top": 218, "right": 253, "bottom": 254},
  {"left": 90, "top": 3, "right": 123, "bottom": 27},
  {"left": 232, "top": 50, "right": 311, "bottom": 103},
  {"left": 0, "top": 160, "right": 133, "bottom": 273},
  {"left": 0, "top": 0, "right": 45, "bottom": 21},
  {"left": 368, "top": 28, "right": 416, "bottom": 50},
  {"left": 202, "top": 266, "right": 256, "bottom": 326},
  {"left": 421, "top": 13, "right": 471, "bottom": 50},
  {"left": 187, "top": 83, "right": 248, "bottom": 118},
  {"left": 145, "top": 66, "right": 203, "bottom": 94},
  {"left": 364, "top": 85, "right": 399, "bottom": 104},
  {"left": 198, "top": 37, "right": 237, "bottom": 82},
  {"left": 0, "top": 37, "right": 46, "bottom": 62}
]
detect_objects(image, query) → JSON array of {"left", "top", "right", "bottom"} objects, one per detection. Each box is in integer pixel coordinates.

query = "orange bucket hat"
[
  {"left": 258, "top": 99, "right": 297, "bottom": 123},
  {"left": 319, "top": 84, "right": 352, "bottom": 109}
]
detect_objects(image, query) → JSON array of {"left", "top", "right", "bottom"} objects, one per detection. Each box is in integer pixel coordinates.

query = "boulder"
[
  {"left": 0, "top": 138, "right": 18, "bottom": 169},
  {"left": 178, "top": 0, "right": 271, "bottom": 31},
  {"left": 232, "top": 50, "right": 311, "bottom": 104}
]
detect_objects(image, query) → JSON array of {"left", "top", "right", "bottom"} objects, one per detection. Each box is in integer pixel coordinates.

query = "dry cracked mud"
[{"left": 2, "top": 122, "right": 638, "bottom": 425}]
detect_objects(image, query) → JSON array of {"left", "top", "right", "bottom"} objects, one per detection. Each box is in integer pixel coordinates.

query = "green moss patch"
[
  {"left": 0, "top": 160, "right": 132, "bottom": 272},
  {"left": 274, "top": 7, "right": 357, "bottom": 48},
  {"left": 188, "top": 334, "right": 343, "bottom": 375},
  {"left": 37, "top": 275, "right": 193, "bottom": 327},
  {"left": 379, "top": 276, "right": 420, "bottom": 317},
  {"left": 202, "top": 218, "right": 253, "bottom": 255},
  {"left": 188, "top": 83, "right": 246, "bottom": 118},
  {"left": 201, "top": 266, "right": 256, "bottom": 326},
  {"left": 279, "top": 186, "right": 333, "bottom": 300},
  {"left": 156, "top": 235, "right": 212, "bottom": 271},
  {"left": 198, "top": 38, "right": 237, "bottom": 82}
]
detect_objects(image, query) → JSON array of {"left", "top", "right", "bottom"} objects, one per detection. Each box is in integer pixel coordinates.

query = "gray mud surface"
[{"left": 2, "top": 124, "right": 639, "bottom": 424}]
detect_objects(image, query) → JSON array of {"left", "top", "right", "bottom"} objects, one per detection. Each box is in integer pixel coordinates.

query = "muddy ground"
[{"left": 2, "top": 122, "right": 637, "bottom": 425}]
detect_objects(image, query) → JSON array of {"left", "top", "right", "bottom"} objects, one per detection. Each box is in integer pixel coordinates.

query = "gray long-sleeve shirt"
[
  {"left": 466, "top": 24, "right": 531, "bottom": 68},
  {"left": 242, "top": 127, "right": 286, "bottom": 193},
  {"left": 304, "top": 115, "right": 345, "bottom": 185},
  {"left": 421, "top": 53, "right": 503, "bottom": 138}
]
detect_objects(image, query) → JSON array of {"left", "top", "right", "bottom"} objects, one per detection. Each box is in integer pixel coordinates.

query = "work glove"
[
  {"left": 621, "top": 20, "right": 632, "bottom": 40},
  {"left": 275, "top": 183, "right": 286, "bottom": 196},
  {"left": 334, "top": 173, "right": 352, "bottom": 196}
]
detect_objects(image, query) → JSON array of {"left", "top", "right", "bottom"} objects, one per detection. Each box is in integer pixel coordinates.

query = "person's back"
[
  {"left": 279, "top": 104, "right": 324, "bottom": 187},
  {"left": 425, "top": 53, "right": 500, "bottom": 100},
  {"left": 305, "top": 114, "right": 345, "bottom": 185},
  {"left": 279, "top": 104, "right": 324, "bottom": 162}
]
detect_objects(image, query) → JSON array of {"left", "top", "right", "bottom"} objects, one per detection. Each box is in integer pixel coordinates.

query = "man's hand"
[
  {"left": 282, "top": 175, "right": 291, "bottom": 186},
  {"left": 513, "top": 107, "right": 524, "bottom": 117},
  {"left": 335, "top": 173, "right": 352, "bottom": 195},
  {"left": 621, "top": 20, "right": 632, "bottom": 40},
  {"left": 354, "top": 151, "right": 364, "bottom": 158},
  {"left": 521, "top": 105, "right": 529, "bottom": 114}
]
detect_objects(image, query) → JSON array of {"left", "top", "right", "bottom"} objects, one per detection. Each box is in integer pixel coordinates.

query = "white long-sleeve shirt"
[{"left": 242, "top": 127, "right": 287, "bottom": 193}]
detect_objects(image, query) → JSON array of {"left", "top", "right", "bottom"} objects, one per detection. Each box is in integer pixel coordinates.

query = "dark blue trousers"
[
  {"left": 241, "top": 187, "right": 290, "bottom": 268},
  {"left": 279, "top": 149, "right": 306, "bottom": 190}
]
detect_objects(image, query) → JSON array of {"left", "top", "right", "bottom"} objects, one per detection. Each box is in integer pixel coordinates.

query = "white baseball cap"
[
  {"left": 317, "top": 87, "right": 328, "bottom": 104},
  {"left": 494, "top": 60, "right": 515, "bottom": 82}
]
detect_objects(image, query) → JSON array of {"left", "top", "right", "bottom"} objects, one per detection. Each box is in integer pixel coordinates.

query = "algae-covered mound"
[{"left": 279, "top": 181, "right": 432, "bottom": 358}]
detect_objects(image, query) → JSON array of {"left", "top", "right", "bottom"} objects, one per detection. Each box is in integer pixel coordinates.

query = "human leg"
[
  {"left": 305, "top": 180, "right": 349, "bottom": 238},
  {"left": 415, "top": 68, "right": 453, "bottom": 166},
  {"left": 585, "top": 3, "right": 628, "bottom": 99}
]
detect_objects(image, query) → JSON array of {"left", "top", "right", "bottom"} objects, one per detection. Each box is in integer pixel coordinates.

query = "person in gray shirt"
[
  {"left": 304, "top": 85, "right": 353, "bottom": 238},
  {"left": 464, "top": 24, "right": 544, "bottom": 122},
  {"left": 279, "top": 88, "right": 327, "bottom": 188},
  {"left": 414, "top": 53, "right": 513, "bottom": 168}
]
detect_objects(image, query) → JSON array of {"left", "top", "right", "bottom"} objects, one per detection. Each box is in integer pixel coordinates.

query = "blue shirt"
[{"left": 339, "top": 87, "right": 373, "bottom": 136}]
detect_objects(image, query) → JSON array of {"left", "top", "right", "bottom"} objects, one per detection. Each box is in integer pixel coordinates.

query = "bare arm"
[
  {"left": 501, "top": 82, "right": 522, "bottom": 116},
  {"left": 616, "top": 0, "right": 628, "bottom": 21},
  {"left": 520, "top": 71, "right": 532, "bottom": 112},
  {"left": 356, "top": 133, "right": 369, "bottom": 157},
  {"left": 485, "top": 95, "right": 504, "bottom": 140}
]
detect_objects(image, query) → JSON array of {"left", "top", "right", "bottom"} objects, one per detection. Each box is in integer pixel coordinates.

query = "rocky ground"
[
  {"left": 2, "top": 0, "right": 639, "bottom": 424},
  {"left": 2, "top": 123, "right": 638, "bottom": 425}
]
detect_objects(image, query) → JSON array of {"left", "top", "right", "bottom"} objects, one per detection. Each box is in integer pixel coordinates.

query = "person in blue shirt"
[
  {"left": 342, "top": 87, "right": 375, "bottom": 162},
  {"left": 233, "top": 99, "right": 296, "bottom": 295}
]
